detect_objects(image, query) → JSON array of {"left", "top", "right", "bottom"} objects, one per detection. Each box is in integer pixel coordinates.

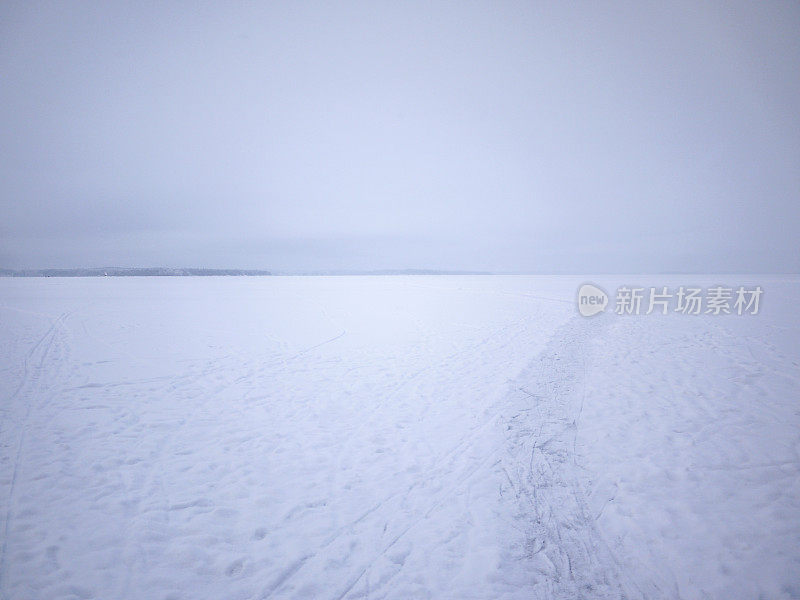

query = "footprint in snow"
[{"left": 226, "top": 558, "right": 245, "bottom": 577}]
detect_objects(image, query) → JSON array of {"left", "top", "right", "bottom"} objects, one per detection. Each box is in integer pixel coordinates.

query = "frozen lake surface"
[{"left": 0, "top": 275, "right": 798, "bottom": 599}]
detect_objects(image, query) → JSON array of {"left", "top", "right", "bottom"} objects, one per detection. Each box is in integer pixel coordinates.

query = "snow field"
[{"left": 0, "top": 275, "right": 798, "bottom": 599}]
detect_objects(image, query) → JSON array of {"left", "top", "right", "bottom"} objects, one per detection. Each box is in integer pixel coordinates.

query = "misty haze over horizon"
[{"left": 2, "top": 2, "right": 799, "bottom": 273}]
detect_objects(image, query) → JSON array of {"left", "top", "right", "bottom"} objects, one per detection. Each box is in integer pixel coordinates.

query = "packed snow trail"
[
  {"left": 498, "top": 313, "right": 636, "bottom": 599},
  {"left": 0, "top": 275, "right": 798, "bottom": 599}
]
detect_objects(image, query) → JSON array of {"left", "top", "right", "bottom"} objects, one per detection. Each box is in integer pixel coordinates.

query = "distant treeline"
[
  {"left": 0, "top": 268, "right": 273, "bottom": 277},
  {"left": 0, "top": 268, "right": 495, "bottom": 277},
  {"left": 281, "top": 269, "right": 493, "bottom": 276}
]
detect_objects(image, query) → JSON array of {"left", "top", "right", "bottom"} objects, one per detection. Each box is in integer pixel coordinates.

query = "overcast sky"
[{"left": 1, "top": 1, "right": 798, "bottom": 272}]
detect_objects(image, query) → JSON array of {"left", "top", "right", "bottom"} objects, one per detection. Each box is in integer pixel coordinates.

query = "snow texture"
[{"left": 0, "top": 275, "right": 798, "bottom": 599}]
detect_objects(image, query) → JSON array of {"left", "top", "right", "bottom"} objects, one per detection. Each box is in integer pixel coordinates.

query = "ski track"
[
  {"left": 0, "top": 275, "right": 798, "bottom": 599},
  {"left": 0, "top": 310, "right": 71, "bottom": 599}
]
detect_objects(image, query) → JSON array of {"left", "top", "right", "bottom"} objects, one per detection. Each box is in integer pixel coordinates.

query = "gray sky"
[{"left": 1, "top": 1, "right": 798, "bottom": 272}]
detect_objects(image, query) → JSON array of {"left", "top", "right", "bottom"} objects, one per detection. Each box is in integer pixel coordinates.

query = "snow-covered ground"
[{"left": 0, "top": 275, "right": 797, "bottom": 600}]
